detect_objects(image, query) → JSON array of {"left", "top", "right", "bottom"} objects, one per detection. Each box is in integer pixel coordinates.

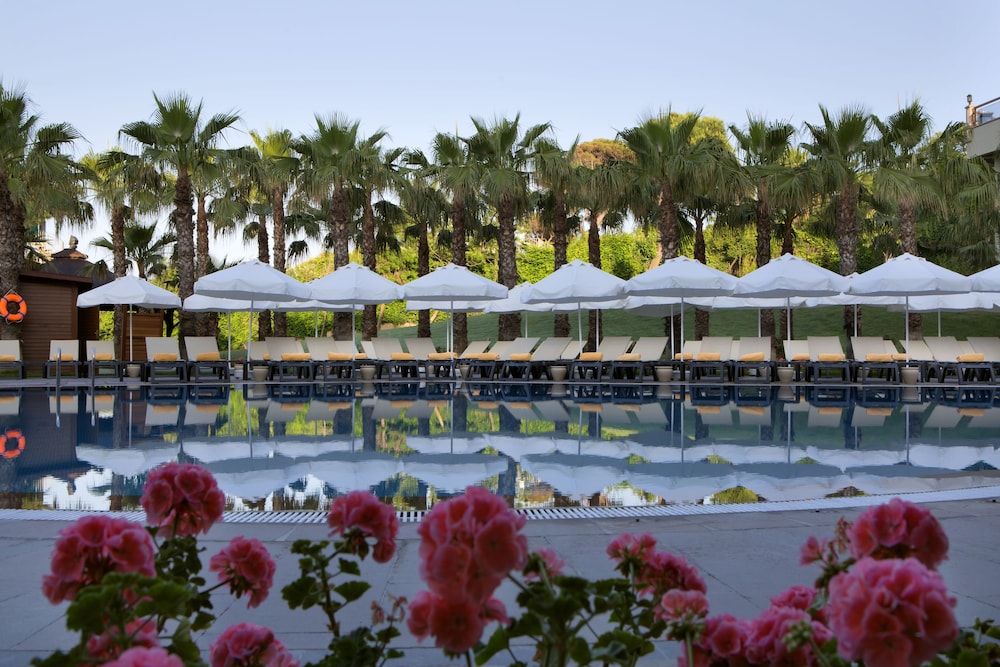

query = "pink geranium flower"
[
  {"left": 327, "top": 490, "right": 400, "bottom": 563},
  {"left": 210, "top": 536, "right": 276, "bottom": 608},
  {"left": 827, "top": 557, "right": 958, "bottom": 666},
  {"left": 407, "top": 590, "right": 488, "bottom": 656},
  {"left": 524, "top": 547, "right": 566, "bottom": 582},
  {"left": 141, "top": 463, "right": 225, "bottom": 538},
  {"left": 209, "top": 623, "right": 298, "bottom": 667},
  {"left": 847, "top": 497, "right": 949, "bottom": 569},
  {"left": 635, "top": 549, "right": 707, "bottom": 599},
  {"left": 105, "top": 647, "right": 184, "bottom": 667},
  {"left": 42, "top": 515, "right": 156, "bottom": 603},
  {"left": 745, "top": 604, "right": 832, "bottom": 666},
  {"left": 86, "top": 618, "right": 159, "bottom": 660}
]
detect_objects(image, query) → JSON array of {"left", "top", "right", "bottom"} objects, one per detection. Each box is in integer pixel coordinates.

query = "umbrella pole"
[
  {"left": 786, "top": 297, "right": 791, "bottom": 342},
  {"left": 129, "top": 307, "right": 134, "bottom": 362},
  {"left": 577, "top": 308, "right": 583, "bottom": 355},
  {"left": 905, "top": 297, "right": 910, "bottom": 362},
  {"left": 227, "top": 313, "right": 232, "bottom": 362}
]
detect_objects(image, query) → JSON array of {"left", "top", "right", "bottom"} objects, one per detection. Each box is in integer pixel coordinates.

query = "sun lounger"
[
  {"left": 806, "top": 336, "right": 851, "bottom": 382},
  {"left": 521, "top": 337, "right": 575, "bottom": 380},
  {"left": 305, "top": 337, "right": 354, "bottom": 380},
  {"left": 404, "top": 337, "right": 455, "bottom": 378},
  {"left": 84, "top": 340, "right": 122, "bottom": 380},
  {"left": 494, "top": 337, "right": 543, "bottom": 379},
  {"left": 570, "top": 336, "right": 634, "bottom": 380},
  {"left": 689, "top": 336, "right": 734, "bottom": 382},
  {"left": 463, "top": 340, "right": 507, "bottom": 380},
  {"left": 371, "top": 337, "right": 419, "bottom": 379},
  {"left": 267, "top": 338, "right": 312, "bottom": 381},
  {"left": 902, "top": 338, "right": 936, "bottom": 381},
  {"left": 45, "top": 339, "right": 82, "bottom": 378},
  {"left": 850, "top": 336, "right": 901, "bottom": 383},
  {"left": 185, "top": 336, "right": 230, "bottom": 382},
  {"left": 925, "top": 336, "right": 995, "bottom": 383},
  {"left": 966, "top": 337, "right": 1000, "bottom": 377},
  {"left": 782, "top": 339, "right": 810, "bottom": 381},
  {"left": 732, "top": 337, "right": 774, "bottom": 382},
  {"left": 145, "top": 337, "right": 187, "bottom": 382},
  {"left": 0, "top": 341, "right": 25, "bottom": 379},
  {"left": 609, "top": 336, "right": 668, "bottom": 381}
]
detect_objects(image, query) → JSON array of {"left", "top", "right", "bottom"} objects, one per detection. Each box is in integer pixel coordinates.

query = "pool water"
[{"left": 1, "top": 380, "right": 998, "bottom": 513}]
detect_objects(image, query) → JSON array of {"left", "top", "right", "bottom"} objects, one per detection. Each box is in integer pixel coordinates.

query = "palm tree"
[
  {"left": 618, "top": 111, "right": 719, "bottom": 264},
  {"left": 83, "top": 150, "right": 161, "bottom": 352},
  {"left": 533, "top": 136, "right": 582, "bottom": 338},
  {"left": 294, "top": 113, "right": 365, "bottom": 340},
  {"left": 466, "top": 115, "right": 551, "bottom": 341},
  {"left": 729, "top": 115, "right": 796, "bottom": 341},
  {"left": 0, "top": 82, "right": 89, "bottom": 339},
  {"left": 430, "top": 132, "right": 479, "bottom": 352},
  {"left": 92, "top": 221, "right": 175, "bottom": 280},
  {"left": 802, "top": 104, "right": 873, "bottom": 334},
  {"left": 400, "top": 153, "right": 449, "bottom": 338},
  {"left": 118, "top": 92, "right": 240, "bottom": 338}
]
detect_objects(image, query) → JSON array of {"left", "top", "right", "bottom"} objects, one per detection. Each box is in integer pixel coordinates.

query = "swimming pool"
[{"left": 2, "top": 379, "right": 998, "bottom": 513}]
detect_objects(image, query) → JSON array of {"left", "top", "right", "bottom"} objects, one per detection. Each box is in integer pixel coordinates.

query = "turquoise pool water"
[{"left": 2, "top": 380, "right": 998, "bottom": 512}]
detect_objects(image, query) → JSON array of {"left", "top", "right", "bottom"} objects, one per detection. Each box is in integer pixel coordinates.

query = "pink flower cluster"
[
  {"left": 608, "top": 532, "right": 706, "bottom": 599},
  {"left": 210, "top": 536, "right": 276, "bottom": 608},
  {"left": 42, "top": 515, "right": 156, "bottom": 603},
  {"left": 848, "top": 497, "right": 949, "bottom": 569},
  {"left": 105, "top": 647, "right": 184, "bottom": 667},
  {"left": 85, "top": 618, "right": 159, "bottom": 661},
  {"left": 408, "top": 486, "right": 528, "bottom": 654},
  {"left": 327, "top": 490, "right": 400, "bottom": 563},
  {"left": 827, "top": 557, "right": 958, "bottom": 667},
  {"left": 209, "top": 623, "right": 298, "bottom": 667},
  {"left": 141, "top": 462, "right": 226, "bottom": 538}
]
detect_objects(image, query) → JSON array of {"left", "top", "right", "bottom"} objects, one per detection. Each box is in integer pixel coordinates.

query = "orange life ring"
[
  {"left": 0, "top": 429, "right": 25, "bottom": 459},
  {"left": 0, "top": 293, "right": 26, "bottom": 323}
]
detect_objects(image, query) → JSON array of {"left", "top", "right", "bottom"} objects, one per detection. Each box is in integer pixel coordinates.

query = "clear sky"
[{"left": 3, "top": 0, "right": 996, "bottom": 267}]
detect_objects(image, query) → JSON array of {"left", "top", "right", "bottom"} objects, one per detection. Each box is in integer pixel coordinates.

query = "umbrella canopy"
[
  {"left": 76, "top": 276, "right": 182, "bottom": 362},
  {"left": 626, "top": 256, "right": 737, "bottom": 297},
  {"left": 970, "top": 263, "right": 1000, "bottom": 292},
  {"left": 522, "top": 260, "right": 626, "bottom": 354},
  {"left": 733, "top": 254, "right": 850, "bottom": 340},
  {"left": 848, "top": 253, "right": 973, "bottom": 357},
  {"left": 404, "top": 264, "right": 508, "bottom": 351},
  {"left": 308, "top": 262, "right": 404, "bottom": 305},
  {"left": 194, "top": 259, "right": 311, "bottom": 302}
]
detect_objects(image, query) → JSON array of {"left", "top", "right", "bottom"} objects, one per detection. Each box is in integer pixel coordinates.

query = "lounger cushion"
[
  {"left": 817, "top": 353, "right": 846, "bottom": 362},
  {"left": 578, "top": 352, "right": 603, "bottom": 362},
  {"left": 327, "top": 353, "right": 352, "bottom": 361},
  {"left": 738, "top": 352, "right": 765, "bottom": 362},
  {"left": 696, "top": 352, "right": 721, "bottom": 361},
  {"left": 791, "top": 353, "right": 810, "bottom": 362},
  {"left": 866, "top": 407, "right": 893, "bottom": 416},
  {"left": 957, "top": 353, "right": 985, "bottom": 362},
  {"left": 891, "top": 353, "right": 908, "bottom": 361},
  {"left": 50, "top": 354, "right": 75, "bottom": 361},
  {"left": 281, "top": 353, "right": 311, "bottom": 361},
  {"left": 675, "top": 352, "right": 694, "bottom": 360},
  {"left": 427, "top": 352, "right": 455, "bottom": 361},
  {"left": 696, "top": 405, "right": 721, "bottom": 414},
  {"left": 865, "top": 353, "right": 893, "bottom": 362},
  {"left": 355, "top": 353, "right": 367, "bottom": 359},
  {"left": 508, "top": 353, "right": 532, "bottom": 361},
  {"left": 195, "top": 352, "right": 221, "bottom": 361},
  {"left": 959, "top": 408, "right": 985, "bottom": 417},
  {"left": 616, "top": 353, "right": 642, "bottom": 362},
  {"left": 390, "top": 352, "right": 414, "bottom": 361},
  {"left": 93, "top": 354, "right": 114, "bottom": 361},
  {"left": 740, "top": 405, "right": 766, "bottom": 416},
  {"left": 475, "top": 353, "right": 500, "bottom": 361},
  {"left": 153, "top": 353, "right": 178, "bottom": 362},
  {"left": 0, "top": 355, "right": 15, "bottom": 362}
]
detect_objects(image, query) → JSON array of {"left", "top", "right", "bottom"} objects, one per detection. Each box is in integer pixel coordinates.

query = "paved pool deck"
[{"left": 2, "top": 492, "right": 1000, "bottom": 666}]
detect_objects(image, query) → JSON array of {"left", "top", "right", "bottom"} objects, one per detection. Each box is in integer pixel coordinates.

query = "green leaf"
[
  {"left": 333, "top": 580, "right": 370, "bottom": 603},
  {"left": 337, "top": 557, "right": 361, "bottom": 577},
  {"left": 476, "top": 626, "right": 510, "bottom": 665}
]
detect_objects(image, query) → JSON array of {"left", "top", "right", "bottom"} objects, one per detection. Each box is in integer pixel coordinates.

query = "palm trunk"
[
  {"left": 195, "top": 194, "right": 211, "bottom": 336},
  {"left": 256, "top": 212, "right": 272, "bottom": 340},
  {"left": 659, "top": 181, "right": 681, "bottom": 344},
  {"left": 174, "top": 167, "right": 196, "bottom": 338},
  {"left": 497, "top": 195, "right": 521, "bottom": 341},
  {"left": 779, "top": 213, "right": 796, "bottom": 342},
  {"left": 272, "top": 186, "right": 288, "bottom": 337},
  {"left": 694, "top": 215, "right": 711, "bottom": 340},
  {"left": 587, "top": 209, "right": 602, "bottom": 351},
  {"left": 553, "top": 192, "right": 570, "bottom": 338},
  {"left": 361, "top": 195, "right": 378, "bottom": 340},
  {"left": 755, "top": 190, "right": 775, "bottom": 342},
  {"left": 0, "top": 171, "right": 25, "bottom": 341},
  {"left": 111, "top": 203, "right": 127, "bottom": 358},
  {"left": 452, "top": 197, "right": 468, "bottom": 354},
  {"left": 836, "top": 183, "right": 860, "bottom": 336},
  {"left": 899, "top": 199, "right": 922, "bottom": 339},
  {"left": 331, "top": 183, "right": 352, "bottom": 340},
  {"left": 417, "top": 221, "right": 430, "bottom": 338}
]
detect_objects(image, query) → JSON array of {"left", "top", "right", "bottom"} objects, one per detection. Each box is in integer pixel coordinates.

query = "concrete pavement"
[{"left": 2, "top": 494, "right": 1000, "bottom": 666}]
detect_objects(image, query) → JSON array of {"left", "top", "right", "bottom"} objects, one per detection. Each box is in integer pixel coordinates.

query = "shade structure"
[
  {"left": 404, "top": 264, "right": 508, "bottom": 352},
  {"left": 482, "top": 282, "right": 553, "bottom": 337},
  {"left": 733, "top": 254, "right": 851, "bottom": 340},
  {"left": 522, "top": 260, "right": 627, "bottom": 355},
  {"left": 969, "top": 263, "right": 1000, "bottom": 292},
  {"left": 308, "top": 262, "right": 404, "bottom": 354},
  {"left": 848, "top": 253, "right": 973, "bottom": 357},
  {"left": 194, "top": 259, "right": 312, "bottom": 349},
  {"left": 520, "top": 453, "right": 629, "bottom": 498},
  {"left": 76, "top": 275, "right": 182, "bottom": 362},
  {"left": 399, "top": 454, "right": 507, "bottom": 493}
]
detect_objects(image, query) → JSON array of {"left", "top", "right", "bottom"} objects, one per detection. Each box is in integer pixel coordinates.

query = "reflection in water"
[{"left": 1, "top": 381, "right": 998, "bottom": 512}]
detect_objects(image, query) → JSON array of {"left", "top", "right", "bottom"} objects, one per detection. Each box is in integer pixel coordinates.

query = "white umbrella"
[
  {"left": 77, "top": 275, "right": 182, "bottom": 362},
  {"left": 969, "top": 263, "right": 1000, "bottom": 292},
  {"left": 309, "top": 263, "right": 404, "bottom": 355},
  {"left": 400, "top": 454, "right": 507, "bottom": 493},
  {"left": 520, "top": 453, "right": 628, "bottom": 498},
  {"left": 404, "top": 264, "right": 508, "bottom": 352},
  {"left": 483, "top": 282, "right": 552, "bottom": 337},
  {"left": 848, "top": 253, "right": 972, "bottom": 359},
  {"left": 733, "top": 254, "right": 850, "bottom": 340},
  {"left": 194, "top": 259, "right": 312, "bottom": 350},
  {"left": 522, "top": 260, "right": 626, "bottom": 355}
]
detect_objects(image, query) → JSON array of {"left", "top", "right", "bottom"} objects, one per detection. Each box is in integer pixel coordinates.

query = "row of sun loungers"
[{"left": 4, "top": 334, "right": 1000, "bottom": 385}]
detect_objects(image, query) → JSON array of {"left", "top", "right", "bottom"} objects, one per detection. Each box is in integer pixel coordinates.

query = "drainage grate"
[{"left": 2, "top": 485, "right": 997, "bottom": 525}]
